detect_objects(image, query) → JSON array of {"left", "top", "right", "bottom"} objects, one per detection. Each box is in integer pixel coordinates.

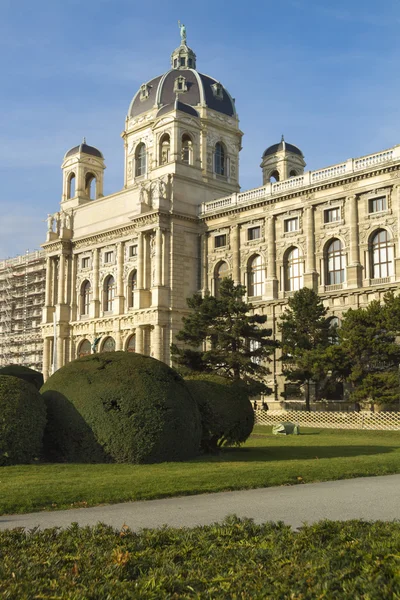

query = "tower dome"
[
  {"left": 64, "top": 138, "right": 103, "bottom": 160},
  {"left": 127, "top": 26, "right": 236, "bottom": 120},
  {"left": 261, "top": 136, "right": 306, "bottom": 184}
]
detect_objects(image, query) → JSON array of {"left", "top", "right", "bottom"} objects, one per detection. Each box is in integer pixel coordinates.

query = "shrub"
[
  {"left": 1, "top": 519, "right": 400, "bottom": 598},
  {"left": 185, "top": 374, "right": 254, "bottom": 452},
  {"left": 41, "top": 352, "right": 202, "bottom": 464},
  {"left": 0, "top": 375, "right": 46, "bottom": 466},
  {"left": 0, "top": 365, "right": 44, "bottom": 391}
]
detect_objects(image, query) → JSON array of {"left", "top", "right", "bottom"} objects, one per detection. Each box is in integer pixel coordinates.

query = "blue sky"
[{"left": 1, "top": 0, "right": 400, "bottom": 258}]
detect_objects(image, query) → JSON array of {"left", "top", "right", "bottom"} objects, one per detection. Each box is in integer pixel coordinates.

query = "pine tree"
[
  {"left": 278, "top": 288, "right": 333, "bottom": 410},
  {"left": 171, "top": 278, "right": 278, "bottom": 395}
]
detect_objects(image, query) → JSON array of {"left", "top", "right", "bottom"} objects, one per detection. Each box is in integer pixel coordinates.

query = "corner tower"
[
  {"left": 261, "top": 136, "right": 305, "bottom": 184},
  {"left": 61, "top": 140, "right": 106, "bottom": 209}
]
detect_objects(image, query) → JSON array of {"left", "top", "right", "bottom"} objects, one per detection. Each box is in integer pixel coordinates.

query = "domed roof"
[
  {"left": 65, "top": 139, "right": 103, "bottom": 159},
  {"left": 263, "top": 137, "right": 303, "bottom": 158},
  {"left": 128, "top": 69, "right": 235, "bottom": 119}
]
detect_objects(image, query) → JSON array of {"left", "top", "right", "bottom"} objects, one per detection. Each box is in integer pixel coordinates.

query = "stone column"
[
  {"left": 45, "top": 256, "right": 52, "bottom": 306},
  {"left": 116, "top": 242, "right": 125, "bottom": 314},
  {"left": 394, "top": 185, "right": 400, "bottom": 278},
  {"left": 200, "top": 233, "right": 208, "bottom": 294},
  {"left": 70, "top": 254, "right": 77, "bottom": 321},
  {"left": 115, "top": 330, "right": 123, "bottom": 351},
  {"left": 265, "top": 216, "right": 278, "bottom": 299},
  {"left": 163, "top": 229, "right": 170, "bottom": 288},
  {"left": 347, "top": 195, "right": 362, "bottom": 287},
  {"left": 154, "top": 227, "right": 163, "bottom": 287},
  {"left": 42, "top": 337, "right": 51, "bottom": 381},
  {"left": 137, "top": 232, "right": 144, "bottom": 289},
  {"left": 57, "top": 255, "right": 65, "bottom": 304},
  {"left": 136, "top": 325, "right": 144, "bottom": 354},
  {"left": 92, "top": 248, "right": 100, "bottom": 317},
  {"left": 152, "top": 324, "right": 163, "bottom": 361},
  {"left": 232, "top": 225, "right": 241, "bottom": 285},
  {"left": 304, "top": 206, "right": 318, "bottom": 290},
  {"left": 57, "top": 335, "right": 64, "bottom": 370}
]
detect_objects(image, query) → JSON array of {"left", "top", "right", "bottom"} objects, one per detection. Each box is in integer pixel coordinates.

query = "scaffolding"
[{"left": 0, "top": 250, "right": 46, "bottom": 369}]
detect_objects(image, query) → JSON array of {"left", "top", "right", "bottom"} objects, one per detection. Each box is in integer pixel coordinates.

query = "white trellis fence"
[{"left": 255, "top": 410, "right": 400, "bottom": 431}]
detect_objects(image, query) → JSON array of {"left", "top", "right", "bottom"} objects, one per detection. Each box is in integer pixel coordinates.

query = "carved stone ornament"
[{"left": 342, "top": 182, "right": 359, "bottom": 191}]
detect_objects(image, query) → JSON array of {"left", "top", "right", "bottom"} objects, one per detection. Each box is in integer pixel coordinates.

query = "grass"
[
  {"left": 1, "top": 518, "right": 400, "bottom": 598},
  {"left": 1, "top": 426, "right": 400, "bottom": 516}
]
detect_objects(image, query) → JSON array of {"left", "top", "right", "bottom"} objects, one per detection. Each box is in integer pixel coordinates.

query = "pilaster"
[
  {"left": 265, "top": 216, "right": 278, "bottom": 299},
  {"left": 347, "top": 195, "right": 362, "bottom": 288}
]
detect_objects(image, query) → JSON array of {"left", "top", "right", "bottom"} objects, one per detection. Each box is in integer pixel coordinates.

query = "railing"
[
  {"left": 371, "top": 277, "right": 391, "bottom": 286},
  {"left": 255, "top": 410, "right": 400, "bottom": 431},
  {"left": 0, "top": 250, "right": 45, "bottom": 270},
  {"left": 325, "top": 283, "right": 343, "bottom": 292},
  {"left": 200, "top": 144, "right": 400, "bottom": 215}
]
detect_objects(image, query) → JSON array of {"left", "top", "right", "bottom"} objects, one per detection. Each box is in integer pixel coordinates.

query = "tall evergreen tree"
[
  {"left": 171, "top": 278, "right": 278, "bottom": 394},
  {"left": 278, "top": 288, "right": 333, "bottom": 410}
]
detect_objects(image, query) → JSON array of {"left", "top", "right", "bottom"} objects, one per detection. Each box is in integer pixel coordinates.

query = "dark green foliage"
[
  {"left": 0, "top": 375, "right": 46, "bottom": 466},
  {"left": 0, "top": 364, "right": 44, "bottom": 390},
  {"left": 171, "top": 277, "right": 278, "bottom": 394},
  {"left": 41, "top": 352, "right": 202, "bottom": 464},
  {"left": 185, "top": 374, "right": 254, "bottom": 451},
  {"left": 335, "top": 297, "right": 400, "bottom": 406},
  {"left": 1, "top": 518, "right": 400, "bottom": 598},
  {"left": 278, "top": 288, "right": 333, "bottom": 409}
]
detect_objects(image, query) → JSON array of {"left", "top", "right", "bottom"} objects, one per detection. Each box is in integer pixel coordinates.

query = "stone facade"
[{"left": 36, "top": 34, "right": 400, "bottom": 398}]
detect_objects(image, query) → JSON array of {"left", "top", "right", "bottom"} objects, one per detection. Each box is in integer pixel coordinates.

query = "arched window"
[
  {"left": 78, "top": 339, "right": 91, "bottom": 357},
  {"left": 181, "top": 134, "right": 193, "bottom": 165},
  {"left": 285, "top": 247, "right": 303, "bottom": 291},
  {"left": 67, "top": 173, "right": 76, "bottom": 199},
  {"left": 126, "top": 334, "right": 136, "bottom": 353},
  {"left": 289, "top": 170, "right": 297, "bottom": 177},
  {"left": 214, "top": 261, "right": 229, "bottom": 296},
  {"left": 135, "top": 143, "right": 146, "bottom": 177},
  {"left": 128, "top": 270, "right": 137, "bottom": 308},
  {"left": 85, "top": 172, "right": 97, "bottom": 199},
  {"left": 326, "top": 239, "right": 346, "bottom": 285},
  {"left": 247, "top": 255, "right": 265, "bottom": 297},
  {"left": 104, "top": 275, "right": 115, "bottom": 312},
  {"left": 81, "top": 280, "right": 91, "bottom": 315},
  {"left": 371, "top": 229, "right": 393, "bottom": 279},
  {"left": 269, "top": 170, "right": 280, "bottom": 183},
  {"left": 214, "top": 142, "right": 225, "bottom": 175},
  {"left": 159, "top": 134, "right": 170, "bottom": 165},
  {"left": 101, "top": 336, "right": 116, "bottom": 353}
]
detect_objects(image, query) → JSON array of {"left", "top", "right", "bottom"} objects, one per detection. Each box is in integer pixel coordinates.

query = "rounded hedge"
[
  {"left": 0, "top": 365, "right": 44, "bottom": 391},
  {"left": 184, "top": 374, "right": 254, "bottom": 452},
  {"left": 0, "top": 375, "right": 47, "bottom": 466},
  {"left": 41, "top": 352, "right": 202, "bottom": 464}
]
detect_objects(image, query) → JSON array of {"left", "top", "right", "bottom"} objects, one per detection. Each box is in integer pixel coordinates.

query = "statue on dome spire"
[{"left": 178, "top": 20, "right": 186, "bottom": 44}]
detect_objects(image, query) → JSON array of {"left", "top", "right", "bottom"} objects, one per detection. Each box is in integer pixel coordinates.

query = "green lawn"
[{"left": 1, "top": 426, "right": 400, "bottom": 516}]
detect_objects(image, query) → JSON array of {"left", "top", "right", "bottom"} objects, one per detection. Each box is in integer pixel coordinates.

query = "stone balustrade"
[{"left": 200, "top": 145, "right": 400, "bottom": 215}]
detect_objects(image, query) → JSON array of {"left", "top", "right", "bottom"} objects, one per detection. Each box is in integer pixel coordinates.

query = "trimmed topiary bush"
[
  {"left": 0, "top": 375, "right": 46, "bottom": 466},
  {"left": 41, "top": 352, "right": 202, "bottom": 464},
  {"left": 185, "top": 374, "right": 254, "bottom": 452},
  {"left": 0, "top": 365, "right": 44, "bottom": 391}
]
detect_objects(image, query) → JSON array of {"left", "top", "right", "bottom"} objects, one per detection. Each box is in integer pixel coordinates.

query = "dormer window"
[
  {"left": 211, "top": 82, "right": 223, "bottom": 100},
  {"left": 174, "top": 76, "right": 187, "bottom": 93},
  {"left": 140, "top": 84, "right": 150, "bottom": 101},
  {"left": 180, "top": 57, "right": 186, "bottom": 67}
]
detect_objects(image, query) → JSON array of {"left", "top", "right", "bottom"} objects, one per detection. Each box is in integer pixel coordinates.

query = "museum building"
[{"left": 34, "top": 31, "right": 400, "bottom": 397}]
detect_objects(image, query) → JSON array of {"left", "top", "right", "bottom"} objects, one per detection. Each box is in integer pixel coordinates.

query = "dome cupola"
[
  {"left": 171, "top": 21, "right": 196, "bottom": 70},
  {"left": 261, "top": 135, "right": 306, "bottom": 184}
]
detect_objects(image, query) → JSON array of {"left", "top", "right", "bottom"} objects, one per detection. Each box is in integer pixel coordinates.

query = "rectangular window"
[
  {"left": 248, "top": 226, "right": 261, "bottom": 241},
  {"left": 129, "top": 245, "right": 138, "bottom": 258},
  {"left": 81, "top": 257, "right": 90, "bottom": 269},
  {"left": 369, "top": 196, "right": 387, "bottom": 213},
  {"left": 214, "top": 234, "right": 227, "bottom": 248},
  {"left": 324, "top": 207, "right": 341, "bottom": 223},
  {"left": 284, "top": 217, "right": 299, "bottom": 233},
  {"left": 104, "top": 251, "right": 114, "bottom": 264}
]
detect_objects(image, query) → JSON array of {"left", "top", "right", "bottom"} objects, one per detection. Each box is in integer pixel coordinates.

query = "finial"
[
  {"left": 178, "top": 20, "right": 187, "bottom": 44},
  {"left": 281, "top": 134, "right": 284, "bottom": 142},
  {"left": 83, "top": 137, "right": 86, "bottom": 144}
]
